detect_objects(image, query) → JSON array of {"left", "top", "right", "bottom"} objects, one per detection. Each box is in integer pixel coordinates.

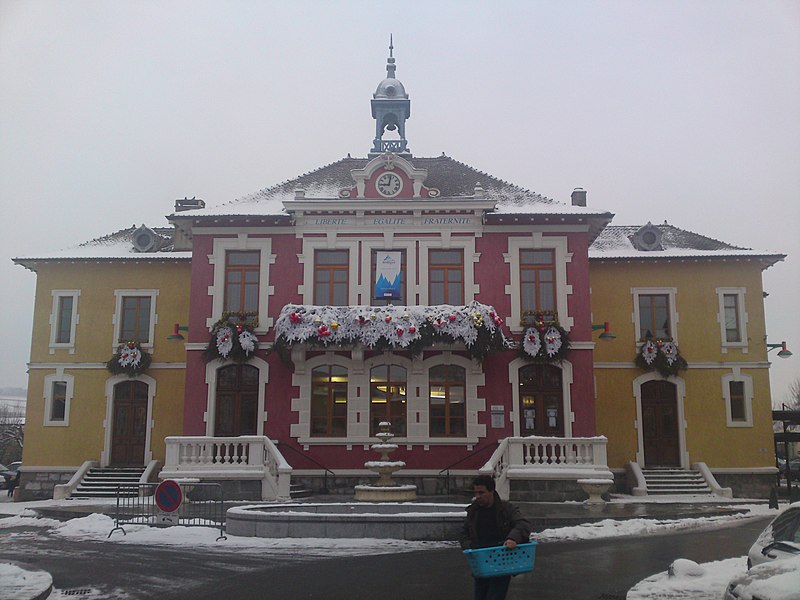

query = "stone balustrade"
[{"left": 161, "top": 435, "right": 292, "bottom": 500}]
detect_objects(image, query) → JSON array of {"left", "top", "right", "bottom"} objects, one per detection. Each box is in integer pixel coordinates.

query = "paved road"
[{"left": 0, "top": 516, "right": 772, "bottom": 599}]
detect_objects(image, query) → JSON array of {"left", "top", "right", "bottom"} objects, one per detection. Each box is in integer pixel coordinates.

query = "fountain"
[{"left": 354, "top": 421, "right": 417, "bottom": 502}]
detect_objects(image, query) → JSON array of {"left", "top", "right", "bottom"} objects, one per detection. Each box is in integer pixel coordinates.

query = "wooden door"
[
  {"left": 214, "top": 364, "right": 259, "bottom": 437},
  {"left": 641, "top": 380, "right": 680, "bottom": 467},
  {"left": 111, "top": 381, "right": 148, "bottom": 466},
  {"left": 518, "top": 364, "right": 564, "bottom": 437}
]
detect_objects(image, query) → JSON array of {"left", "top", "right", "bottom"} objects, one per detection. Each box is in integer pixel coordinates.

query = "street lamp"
[
  {"left": 767, "top": 341, "right": 793, "bottom": 358},
  {"left": 591, "top": 322, "right": 616, "bottom": 340},
  {"left": 167, "top": 323, "right": 189, "bottom": 341}
]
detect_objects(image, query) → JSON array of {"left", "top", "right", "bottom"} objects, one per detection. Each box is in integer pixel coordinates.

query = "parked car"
[
  {"left": 0, "top": 462, "right": 21, "bottom": 489},
  {"left": 747, "top": 501, "right": 800, "bottom": 569},
  {"left": 723, "top": 555, "right": 800, "bottom": 599}
]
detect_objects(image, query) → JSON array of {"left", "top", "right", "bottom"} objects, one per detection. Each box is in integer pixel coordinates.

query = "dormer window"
[{"left": 631, "top": 223, "right": 663, "bottom": 252}]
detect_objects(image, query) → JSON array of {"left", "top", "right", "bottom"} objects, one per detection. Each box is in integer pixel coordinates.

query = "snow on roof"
[
  {"left": 176, "top": 155, "right": 612, "bottom": 218},
  {"left": 13, "top": 225, "right": 191, "bottom": 268},
  {"left": 590, "top": 223, "right": 785, "bottom": 266}
]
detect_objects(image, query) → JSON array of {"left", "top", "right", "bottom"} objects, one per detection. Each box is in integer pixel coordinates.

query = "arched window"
[
  {"left": 311, "top": 365, "right": 348, "bottom": 437},
  {"left": 518, "top": 364, "right": 563, "bottom": 436},
  {"left": 429, "top": 365, "right": 466, "bottom": 437},
  {"left": 370, "top": 365, "right": 407, "bottom": 436},
  {"left": 215, "top": 364, "right": 259, "bottom": 437}
]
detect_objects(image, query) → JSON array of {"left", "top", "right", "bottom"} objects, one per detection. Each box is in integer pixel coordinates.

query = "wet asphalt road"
[{"left": 0, "top": 515, "right": 772, "bottom": 600}]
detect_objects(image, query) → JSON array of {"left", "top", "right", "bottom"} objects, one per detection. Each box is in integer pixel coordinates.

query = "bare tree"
[{"left": 0, "top": 406, "right": 23, "bottom": 465}]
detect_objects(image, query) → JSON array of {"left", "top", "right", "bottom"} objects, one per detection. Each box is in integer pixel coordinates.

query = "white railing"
[
  {"left": 480, "top": 436, "right": 612, "bottom": 497},
  {"left": 162, "top": 436, "right": 292, "bottom": 501}
]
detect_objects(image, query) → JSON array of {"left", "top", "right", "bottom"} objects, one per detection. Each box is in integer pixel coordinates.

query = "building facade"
[{"left": 13, "top": 51, "right": 785, "bottom": 500}]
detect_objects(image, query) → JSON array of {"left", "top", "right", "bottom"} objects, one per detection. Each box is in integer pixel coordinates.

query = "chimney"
[
  {"left": 571, "top": 188, "right": 587, "bottom": 207},
  {"left": 174, "top": 197, "right": 205, "bottom": 212}
]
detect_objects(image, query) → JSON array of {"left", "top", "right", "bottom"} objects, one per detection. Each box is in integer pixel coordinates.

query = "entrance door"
[
  {"left": 641, "top": 380, "right": 680, "bottom": 467},
  {"left": 214, "top": 364, "right": 259, "bottom": 437},
  {"left": 518, "top": 364, "right": 564, "bottom": 437},
  {"left": 111, "top": 381, "right": 148, "bottom": 466}
]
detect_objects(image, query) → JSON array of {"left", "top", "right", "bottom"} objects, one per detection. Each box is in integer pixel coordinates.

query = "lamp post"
[
  {"left": 767, "top": 341, "right": 793, "bottom": 358},
  {"left": 591, "top": 322, "right": 616, "bottom": 340},
  {"left": 167, "top": 324, "right": 189, "bottom": 341}
]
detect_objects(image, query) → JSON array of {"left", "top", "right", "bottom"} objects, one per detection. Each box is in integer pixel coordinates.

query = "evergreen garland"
[
  {"left": 205, "top": 311, "right": 260, "bottom": 363},
  {"left": 106, "top": 341, "right": 152, "bottom": 377},
  {"left": 635, "top": 339, "right": 688, "bottom": 378}
]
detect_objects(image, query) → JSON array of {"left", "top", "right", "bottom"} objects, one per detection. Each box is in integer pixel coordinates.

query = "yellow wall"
[
  {"left": 23, "top": 260, "right": 189, "bottom": 467},
  {"left": 590, "top": 258, "right": 775, "bottom": 470}
]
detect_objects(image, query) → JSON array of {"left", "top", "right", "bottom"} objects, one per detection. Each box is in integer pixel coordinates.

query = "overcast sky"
[{"left": 1, "top": 1, "right": 798, "bottom": 402}]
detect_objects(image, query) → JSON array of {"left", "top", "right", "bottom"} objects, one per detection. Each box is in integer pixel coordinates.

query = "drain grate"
[{"left": 61, "top": 590, "right": 94, "bottom": 596}]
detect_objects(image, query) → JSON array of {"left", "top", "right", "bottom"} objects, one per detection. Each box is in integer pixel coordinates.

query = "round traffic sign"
[{"left": 155, "top": 480, "right": 183, "bottom": 513}]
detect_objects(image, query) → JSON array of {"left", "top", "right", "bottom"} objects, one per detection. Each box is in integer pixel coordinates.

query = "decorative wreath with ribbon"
[
  {"left": 205, "top": 312, "right": 260, "bottom": 362},
  {"left": 518, "top": 312, "right": 570, "bottom": 363},
  {"left": 635, "top": 338, "right": 687, "bottom": 377},
  {"left": 106, "top": 341, "right": 152, "bottom": 377}
]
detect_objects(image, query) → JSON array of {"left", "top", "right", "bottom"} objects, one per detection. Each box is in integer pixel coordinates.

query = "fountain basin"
[
  {"left": 354, "top": 483, "right": 418, "bottom": 502},
  {"left": 226, "top": 502, "right": 467, "bottom": 540}
]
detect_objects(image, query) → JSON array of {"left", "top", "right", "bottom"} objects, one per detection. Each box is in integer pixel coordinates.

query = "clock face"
[{"left": 376, "top": 172, "right": 403, "bottom": 197}]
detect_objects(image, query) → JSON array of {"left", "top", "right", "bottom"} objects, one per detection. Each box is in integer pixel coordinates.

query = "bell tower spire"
[{"left": 370, "top": 36, "right": 411, "bottom": 157}]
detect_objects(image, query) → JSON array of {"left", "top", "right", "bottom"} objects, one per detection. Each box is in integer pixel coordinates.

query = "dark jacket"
[{"left": 460, "top": 491, "right": 531, "bottom": 550}]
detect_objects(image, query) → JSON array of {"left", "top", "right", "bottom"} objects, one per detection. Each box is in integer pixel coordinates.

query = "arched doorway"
[
  {"left": 214, "top": 364, "right": 259, "bottom": 437},
  {"left": 110, "top": 380, "right": 148, "bottom": 466},
  {"left": 518, "top": 364, "right": 564, "bottom": 437},
  {"left": 641, "top": 380, "right": 680, "bottom": 467}
]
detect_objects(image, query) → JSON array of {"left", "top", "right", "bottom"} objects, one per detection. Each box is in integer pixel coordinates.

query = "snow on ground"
[
  {"left": 0, "top": 498, "right": 788, "bottom": 598},
  {"left": 627, "top": 556, "right": 745, "bottom": 599},
  {"left": 534, "top": 503, "right": 777, "bottom": 542}
]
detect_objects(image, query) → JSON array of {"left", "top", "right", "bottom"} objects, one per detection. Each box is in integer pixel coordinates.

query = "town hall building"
[{"left": 13, "top": 47, "right": 785, "bottom": 502}]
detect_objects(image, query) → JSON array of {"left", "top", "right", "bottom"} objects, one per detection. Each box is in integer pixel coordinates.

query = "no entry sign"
[{"left": 154, "top": 480, "right": 183, "bottom": 513}]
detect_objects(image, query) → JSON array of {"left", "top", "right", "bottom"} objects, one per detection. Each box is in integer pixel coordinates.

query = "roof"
[
  {"left": 177, "top": 155, "right": 613, "bottom": 218},
  {"left": 590, "top": 223, "right": 785, "bottom": 268},
  {"left": 13, "top": 225, "right": 191, "bottom": 270}
]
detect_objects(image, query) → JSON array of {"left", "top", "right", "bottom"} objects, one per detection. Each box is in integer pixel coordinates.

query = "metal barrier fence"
[{"left": 108, "top": 482, "right": 227, "bottom": 541}]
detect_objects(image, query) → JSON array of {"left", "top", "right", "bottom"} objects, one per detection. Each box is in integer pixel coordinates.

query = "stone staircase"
[
  {"left": 289, "top": 482, "right": 313, "bottom": 499},
  {"left": 642, "top": 468, "right": 713, "bottom": 495},
  {"left": 70, "top": 467, "right": 145, "bottom": 499}
]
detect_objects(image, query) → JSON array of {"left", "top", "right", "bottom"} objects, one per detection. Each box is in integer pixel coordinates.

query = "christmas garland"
[
  {"left": 205, "top": 312, "right": 260, "bottom": 362},
  {"left": 635, "top": 338, "right": 688, "bottom": 378},
  {"left": 106, "top": 341, "right": 152, "bottom": 377},
  {"left": 518, "top": 313, "right": 570, "bottom": 363},
  {"left": 273, "top": 302, "right": 511, "bottom": 361}
]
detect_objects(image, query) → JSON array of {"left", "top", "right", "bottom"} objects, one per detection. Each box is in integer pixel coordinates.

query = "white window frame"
[
  {"left": 49, "top": 290, "right": 80, "bottom": 354},
  {"left": 298, "top": 238, "right": 358, "bottom": 306},
  {"left": 208, "top": 234, "right": 276, "bottom": 334},
  {"left": 716, "top": 287, "right": 748, "bottom": 352},
  {"left": 505, "top": 234, "right": 572, "bottom": 333},
  {"left": 289, "top": 351, "right": 486, "bottom": 447},
  {"left": 43, "top": 370, "right": 73, "bottom": 427},
  {"left": 722, "top": 371, "right": 753, "bottom": 427},
  {"left": 418, "top": 237, "right": 479, "bottom": 306},
  {"left": 631, "top": 287, "right": 679, "bottom": 344},
  {"left": 112, "top": 289, "right": 159, "bottom": 351}
]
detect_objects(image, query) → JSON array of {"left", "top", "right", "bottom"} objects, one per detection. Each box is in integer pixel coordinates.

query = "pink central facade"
[{"left": 177, "top": 153, "right": 604, "bottom": 475}]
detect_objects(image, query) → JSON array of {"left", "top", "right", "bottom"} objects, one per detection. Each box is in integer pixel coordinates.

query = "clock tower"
[{"left": 370, "top": 37, "right": 411, "bottom": 158}]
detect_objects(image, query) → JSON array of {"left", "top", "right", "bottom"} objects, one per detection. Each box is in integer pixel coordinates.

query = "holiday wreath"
[
  {"left": 273, "top": 301, "right": 511, "bottom": 360},
  {"left": 518, "top": 312, "right": 570, "bottom": 363},
  {"left": 106, "top": 341, "right": 152, "bottom": 377},
  {"left": 634, "top": 338, "right": 687, "bottom": 378},
  {"left": 205, "top": 312, "right": 260, "bottom": 362}
]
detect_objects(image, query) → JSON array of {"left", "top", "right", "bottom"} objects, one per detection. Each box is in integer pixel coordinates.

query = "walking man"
[{"left": 460, "top": 475, "right": 531, "bottom": 600}]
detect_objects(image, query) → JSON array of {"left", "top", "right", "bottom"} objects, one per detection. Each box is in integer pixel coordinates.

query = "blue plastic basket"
[{"left": 463, "top": 542, "right": 537, "bottom": 578}]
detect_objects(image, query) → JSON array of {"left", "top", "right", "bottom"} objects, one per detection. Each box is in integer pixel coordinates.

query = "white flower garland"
[
  {"left": 544, "top": 326, "right": 562, "bottom": 357},
  {"left": 641, "top": 340, "right": 658, "bottom": 365},
  {"left": 216, "top": 327, "right": 234, "bottom": 358},
  {"left": 523, "top": 329, "right": 542, "bottom": 357},
  {"left": 275, "top": 302, "right": 506, "bottom": 349}
]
